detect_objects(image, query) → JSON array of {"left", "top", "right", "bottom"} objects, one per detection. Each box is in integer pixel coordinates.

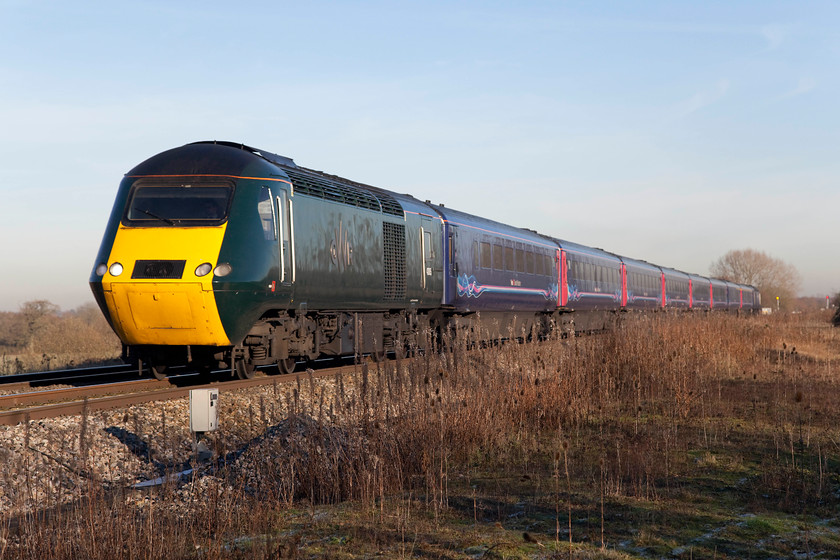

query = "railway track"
[
  {"left": 0, "top": 361, "right": 368, "bottom": 426},
  {"left": 0, "top": 363, "right": 143, "bottom": 391}
]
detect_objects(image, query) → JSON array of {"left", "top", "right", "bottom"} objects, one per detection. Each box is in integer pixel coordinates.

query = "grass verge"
[{"left": 3, "top": 311, "right": 840, "bottom": 559}]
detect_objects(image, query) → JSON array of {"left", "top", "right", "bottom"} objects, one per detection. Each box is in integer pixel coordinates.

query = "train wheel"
[
  {"left": 277, "top": 357, "right": 296, "bottom": 375},
  {"left": 149, "top": 363, "right": 168, "bottom": 381},
  {"left": 235, "top": 360, "right": 256, "bottom": 380}
]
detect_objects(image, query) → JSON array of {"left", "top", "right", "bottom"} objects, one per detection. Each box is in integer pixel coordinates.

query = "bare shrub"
[{"left": 0, "top": 300, "right": 121, "bottom": 374}]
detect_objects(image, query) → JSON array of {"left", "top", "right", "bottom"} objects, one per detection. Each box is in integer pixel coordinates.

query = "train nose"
[
  {"left": 104, "top": 280, "right": 230, "bottom": 345},
  {"left": 97, "top": 224, "right": 232, "bottom": 347}
]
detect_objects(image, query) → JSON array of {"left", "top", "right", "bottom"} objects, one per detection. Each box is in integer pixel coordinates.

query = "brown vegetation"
[
  {"left": 2, "top": 311, "right": 840, "bottom": 558},
  {"left": 0, "top": 301, "right": 121, "bottom": 374}
]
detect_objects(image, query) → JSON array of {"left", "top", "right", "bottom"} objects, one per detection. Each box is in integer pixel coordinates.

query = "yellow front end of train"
[
  {"left": 92, "top": 177, "right": 237, "bottom": 349},
  {"left": 99, "top": 224, "right": 231, "bottom": 346}
]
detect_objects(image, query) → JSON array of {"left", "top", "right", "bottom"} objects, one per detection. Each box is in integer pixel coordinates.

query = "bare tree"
[
  {"left": 19, "top": 300, "right": 60, "bottom": 350},
  {"left": 710, "top": 249, "right": 800, "bottom": 311}
]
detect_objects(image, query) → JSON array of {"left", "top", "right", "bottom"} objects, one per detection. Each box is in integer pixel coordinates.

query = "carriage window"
[
  {"left": 493, "top": 244, "right": 503, "bottom": 270},
  {"left": 535, "top": 252, "right": 544, "bottom": 276},
  {"left": 257, "top": 186, "right": 276, "bottom": 241},
  {"left": 526, "top": 251, "right": 535, "bottom": 274},
  {"left": 516, "top": 248, "right": 525, "bottom": 273},
  {"left": 505, "top": 247, "right": 514, "bottom": 272},
  {"left": 481, "top": 242, "right": 492, "bottom": 269}
]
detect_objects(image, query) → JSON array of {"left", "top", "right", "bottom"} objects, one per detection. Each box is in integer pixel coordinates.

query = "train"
[{"left": 89, "top": 141, "right": 760, "bottom": 380}]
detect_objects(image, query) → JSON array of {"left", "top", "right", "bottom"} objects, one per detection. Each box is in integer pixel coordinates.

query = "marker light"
[
  {"left": 109, "top": 262, "right": 124, "bottom": 276},
  {"left": 214, "top": 263, "right": 232, "bottom": 277},
  {"left": 95, "top": 263, "right": 107, "bottom": 277},
  {"left": 195, "top": 263, "right": 213, "bottom": 277}
]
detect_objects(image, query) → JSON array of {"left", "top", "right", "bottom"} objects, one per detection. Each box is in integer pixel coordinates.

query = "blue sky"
[{"left": 1, "top": 1, "right": 837, "bottom": 311}]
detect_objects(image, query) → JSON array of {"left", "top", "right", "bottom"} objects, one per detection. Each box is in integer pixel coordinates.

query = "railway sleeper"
[{"left": 238, "top": 310, "right": 428, "bottom": 368}]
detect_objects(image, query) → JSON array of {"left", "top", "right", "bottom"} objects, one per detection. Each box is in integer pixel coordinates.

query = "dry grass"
[{"left": 3, "top": 310, "right": 840, "bottom": 558}]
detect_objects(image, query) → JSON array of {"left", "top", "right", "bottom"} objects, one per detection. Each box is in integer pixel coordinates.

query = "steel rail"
[
  {"left": 0, "top": 363, "right": 367, "bottom": 426},
  {"left": 0, "top": 378, "right": 169, "bottom": 408},
  {"left": 0, "top": 363, "right": 196, "bottom": 392},
  {"left": 0, "top": 364, "right": 133, "bottom": 385}
]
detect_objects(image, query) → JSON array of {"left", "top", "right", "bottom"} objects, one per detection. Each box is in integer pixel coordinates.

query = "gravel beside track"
[{"left": 0, "top": 367, "right": 348, "bottom": 518}]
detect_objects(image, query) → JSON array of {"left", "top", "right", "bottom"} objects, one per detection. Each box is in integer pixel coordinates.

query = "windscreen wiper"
[{"left": 139, "top": 208, "right": 177, "bottom": 225}]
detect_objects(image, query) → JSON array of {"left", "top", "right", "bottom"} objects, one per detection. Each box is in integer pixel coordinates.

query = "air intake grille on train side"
[
  {"left": 283, "top": 168, "right": 404, "bottom": 217},
  {"left": 131, "top": 260, "right": 186, "bottom": 279},
  {"left": 383, "top": 222, "right": 406, "bottom": 300}
]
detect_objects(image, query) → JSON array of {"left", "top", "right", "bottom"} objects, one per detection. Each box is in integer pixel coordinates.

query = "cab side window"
[{"left": 258, "top": 186, "right": 276, "bottom": 241}]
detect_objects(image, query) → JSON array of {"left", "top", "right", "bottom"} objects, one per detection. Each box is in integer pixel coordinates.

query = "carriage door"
[
  {"left": 277, "top": 189, "right": 295, "bottom": 286},
  {"left": 446, "top": 225, "right": 459, "bottom": 303},
  {"left": 559, "top": 249, "right": 567, "bottom": 307},
  {"left": 419, "top": 216, "right": 442, "bottom": 302}
]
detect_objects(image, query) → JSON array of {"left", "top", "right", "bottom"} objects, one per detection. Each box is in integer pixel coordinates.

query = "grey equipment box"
[{"left": 189, "top": 388, "right": 219, "bottom": 432}]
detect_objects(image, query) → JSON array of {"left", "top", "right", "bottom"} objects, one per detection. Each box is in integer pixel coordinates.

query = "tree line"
[
  {"left": 710, "top": 248, "right": 801, "bottom": 312},
  {"left": 0, "top": 300, "right": 121, "bottom": 366}
]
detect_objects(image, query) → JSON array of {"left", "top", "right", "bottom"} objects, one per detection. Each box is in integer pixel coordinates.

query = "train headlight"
[
  {"left": 95, "top": 263, "right": 107, "bottom": 277},
  {"left": 214, "top": 263, "right": 232, "bottom": 277},
  {"left": 109, "top": 262, "right": 124, "bottom": 276},
  {"left": 195, "top": 263, "right": 213, "bottom": 277}
]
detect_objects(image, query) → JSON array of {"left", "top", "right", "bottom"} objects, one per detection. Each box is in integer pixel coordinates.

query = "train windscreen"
[{"left": 124, "top": 183, "right": 233, "bottom": 226}]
